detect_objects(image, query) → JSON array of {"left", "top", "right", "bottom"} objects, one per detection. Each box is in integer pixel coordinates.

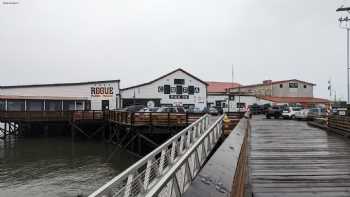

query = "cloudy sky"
[{"left": 0, "top": 0, "right": 348, "bottom": 99}]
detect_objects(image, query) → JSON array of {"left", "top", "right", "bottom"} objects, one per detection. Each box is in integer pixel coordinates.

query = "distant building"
[
  {"left": 206, "top": 81, "right": 240, "bottom": 109},
  {"left": 0, "top": 80, "right": 121, "bottom": 111},
  {"left": 0, "top": 70, "right": 330, "bottom": 112},
  {"left": 120, "top": 68, "right": 208, "bottom": 110},
  {"left": 208, "top": 79, "right": 330, "bottom": 111},
  {"left": 229, "top": 79, "right": 314, "bottom": 97}
]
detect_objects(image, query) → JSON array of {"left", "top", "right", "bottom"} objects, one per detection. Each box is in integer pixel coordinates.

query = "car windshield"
[
  {"left": 311, "top": 108, "right": 318, "bottom": 112},
  {"left": 177, "top": 108, "right": 185, "bottom": 113},
  {"left": 293, "top": 108, "right": 301, "bottom": 111}
]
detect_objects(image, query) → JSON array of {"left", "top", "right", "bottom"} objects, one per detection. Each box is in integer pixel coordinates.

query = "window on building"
[
  {"left": 0, "top": 100, "right": 5, "bottom": 111},
  {"left": 188, "top": 86, "right": 194, "bottom": 95},
  {"left": 304, "top": 85, "right": 307, "bottom": 88},
  {"left": 229, "top": 95, "right": 235, "bottom": 100},
  {"left": 85, "top": 100, "right": 91, "bottom": 110},
  {"left": 7, "top": 100, "right": 25, "bottom": 111},
  {"left": 174, "top": 79, "right": 185, "bottom": 85},
  {"left": 63, "top": 100, "right": 75, "bottom": 111},
  {"left": 176, "top": 85, "right": 183, "bottom": 94},
  {"left": 164, "top": 85, "right": 171, "bottom": 94},
  {"left": 27, "top": 100, "right": 44, "bottom": 111},
  {"left": 289, "top": 82, "right": 298, "bottom": 88},
  {"left": 280, "top": 84, "right": 283, "bottom": 88},
  {"left": 76, "top": 101, "right": 84, "bottom": 110},
  {"left": 46, "top": 100, "right": 62, "bottom": 111},
  {"left": 237, "top": 103, "right": 246, "bottom": 108}
]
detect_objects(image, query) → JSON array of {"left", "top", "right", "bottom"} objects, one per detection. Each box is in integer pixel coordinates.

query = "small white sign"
[{"left": 339, "top": 111, "right": 346, "bottom": 116}]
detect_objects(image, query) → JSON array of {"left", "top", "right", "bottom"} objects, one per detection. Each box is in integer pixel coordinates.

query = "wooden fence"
[
  {"left": 106, "top": 110, "right": 205, "bottom": 126},
  {"left": 328, "top": 115, "right": 350, "bottom": 135}
]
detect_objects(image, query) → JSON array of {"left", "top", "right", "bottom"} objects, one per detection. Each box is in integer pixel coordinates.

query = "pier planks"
[{"left": 249, "top": 116, "right": 350, "bottom": 197}]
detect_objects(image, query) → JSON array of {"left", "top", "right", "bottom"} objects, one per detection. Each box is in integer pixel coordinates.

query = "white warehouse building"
[
  {"left": 121, "top": 68, "right": 208, "bottom": 110},
  {"left": 0, "top": 80, "right": 121, "bottom": 111}
]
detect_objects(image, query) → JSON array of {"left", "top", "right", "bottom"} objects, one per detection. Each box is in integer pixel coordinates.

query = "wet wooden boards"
[{"left": 249, "top": 116, "right": 350, "bottom": 197}]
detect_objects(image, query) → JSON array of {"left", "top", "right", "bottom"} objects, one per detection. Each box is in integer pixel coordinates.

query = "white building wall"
[
  {"left": 207, "top": 94, "right": 228, "bottom": 107},
  {"left": 225, "top": 95, "right": 272, "bottom": 112},
  {"left": 0, "top": 81, "right": 120, "bottom": 110},
  {"left": 121, "top": 70, "right": 207, "bottom": 110}
]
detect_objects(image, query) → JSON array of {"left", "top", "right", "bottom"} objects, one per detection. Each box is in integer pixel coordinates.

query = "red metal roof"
[
  {"left": 207, "top": 81, "right": 241, "bottom": 93},
  {"left": 259, "top": 96, "right": 330, "bottom": 104}
]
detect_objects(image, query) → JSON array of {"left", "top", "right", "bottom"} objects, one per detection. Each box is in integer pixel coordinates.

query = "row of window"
[
  {"left": 159, "top": 85, "right": 199, "bottom": 95},
  {"left": 279, "top": 83, "right": 307, "bottom": 89},
  {"left": 0, "top": 100, "right": 90, "bottom": 111}
]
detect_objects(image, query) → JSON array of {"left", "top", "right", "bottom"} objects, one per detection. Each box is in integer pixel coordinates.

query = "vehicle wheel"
[
  {"left": 291, "top": 115, "right": 296, "bottom": 120},
  {"left": 274, "top": 115, "right": 279, "bottom": 119},
  {"left": 266, "top": 115, "right": 271, "bottom": 119}
]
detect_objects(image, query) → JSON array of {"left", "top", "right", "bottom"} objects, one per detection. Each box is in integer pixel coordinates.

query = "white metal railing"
[
  {"left": 89, "top": 114, "right": 210, "bottom": 197},
  {"left": 145, "top": 115, "right": 224, "bottom": 197}
]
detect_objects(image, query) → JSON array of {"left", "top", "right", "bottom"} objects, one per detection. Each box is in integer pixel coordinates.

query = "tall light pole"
[{"left": 337, "top": 7, "right": 350, "bottom": 104}]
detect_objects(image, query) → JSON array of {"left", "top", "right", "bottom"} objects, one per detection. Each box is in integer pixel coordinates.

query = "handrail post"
[
  {"left": 186, "top": 112, "right": 189, "bottom": 125},
  {"left": 131, "top": 112, "right": 134, "bottom": 126},
  {"left": 170, "top": 141, "right": 177, "bottom": 163},
  {"left": 143, "top": 159, "right": 153, "bottom": 191},
  {"left": 159, "top": 149, "right": 166, "bottom": 175},
  {"left": 150, "top": 112, "right": 152, "bottom": 127},
  {"left": 124, "top": 174, "right": 134, "bottom": 197},
  {"left": 168, "top": 112, "right": 170, "bottom": 128}
]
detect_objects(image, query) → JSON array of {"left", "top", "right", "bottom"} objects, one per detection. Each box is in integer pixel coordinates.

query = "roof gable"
[{"left": 121, "top": 68, "right": 208, "bottom": 90}]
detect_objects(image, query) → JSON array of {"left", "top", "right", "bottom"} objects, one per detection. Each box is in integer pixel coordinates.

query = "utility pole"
[{"left": 337, "top": 7, "right": 350, "bottom": 104}]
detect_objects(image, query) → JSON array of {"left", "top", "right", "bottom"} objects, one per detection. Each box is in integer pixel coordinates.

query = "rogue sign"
[{"left": 91, "top": 87, "right": 113, "bottom": 97}]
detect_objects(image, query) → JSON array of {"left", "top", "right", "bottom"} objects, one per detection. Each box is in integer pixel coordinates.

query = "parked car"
[
  {"left": 187, "top": 107, "right": 203, "bottom": 113},
  {"left": 209, "top": 107, "right": 219, "bottom": 116},
  {"left": 266, "top": 106, "right": 284, "bottom": 119},
  {"left": 249, "top": 104, "right": 265, "bottom": 115},
  {"left": 123, "top": 105, "right": 145, "bottom": 112},
  {"left": 213, "top": 106, "right": 224, "bottom": 114},
  {"left": 307, "top": 108, "right": 327, "bottom": 120},
  {"left": 157, "top": 107, "right": 186, "bottom": 113},
  {"left": 138, "top": 107, "right": 160, "bottom": 112},
  {"left": 282, "top": 107, "right": 302, "bottom": 119},
  {"left": 295, "top": 109, "right": 310, "bottom": 120}
]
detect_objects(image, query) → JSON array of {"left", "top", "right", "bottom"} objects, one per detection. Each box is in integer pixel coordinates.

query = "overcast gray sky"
[{"left": 0, "top": 0, "right": 348, "bottom": 99}]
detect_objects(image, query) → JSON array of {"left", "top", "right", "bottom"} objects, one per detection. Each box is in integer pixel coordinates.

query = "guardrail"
[
  {"left": 145, "top": 115, "right": 224, "bottom": 197},
  {"left": 183, "top": 112, "right": 250, "bottom": 197},
  {"left": 328, "top": 115, "right": 350, "bottom": 135},
  {"left": 106, "top": 111, "right": 205, "bottom": 127},
  {"left": 89, "top": 114, "right": 211, "bottom": 197}
]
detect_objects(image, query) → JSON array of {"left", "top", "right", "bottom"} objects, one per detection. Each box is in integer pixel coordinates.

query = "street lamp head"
[{"left": 336, "top": 6, "right": 350, "bottom": 12}]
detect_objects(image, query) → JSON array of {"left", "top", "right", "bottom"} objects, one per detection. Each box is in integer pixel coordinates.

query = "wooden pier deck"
[{"left": 249, "top": 116, "right": 350, "bottom": 197}]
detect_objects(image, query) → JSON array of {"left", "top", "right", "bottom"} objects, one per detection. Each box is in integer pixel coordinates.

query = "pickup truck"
[{"left": 266, "top": 106, "right": 284, "bottom": 119}]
